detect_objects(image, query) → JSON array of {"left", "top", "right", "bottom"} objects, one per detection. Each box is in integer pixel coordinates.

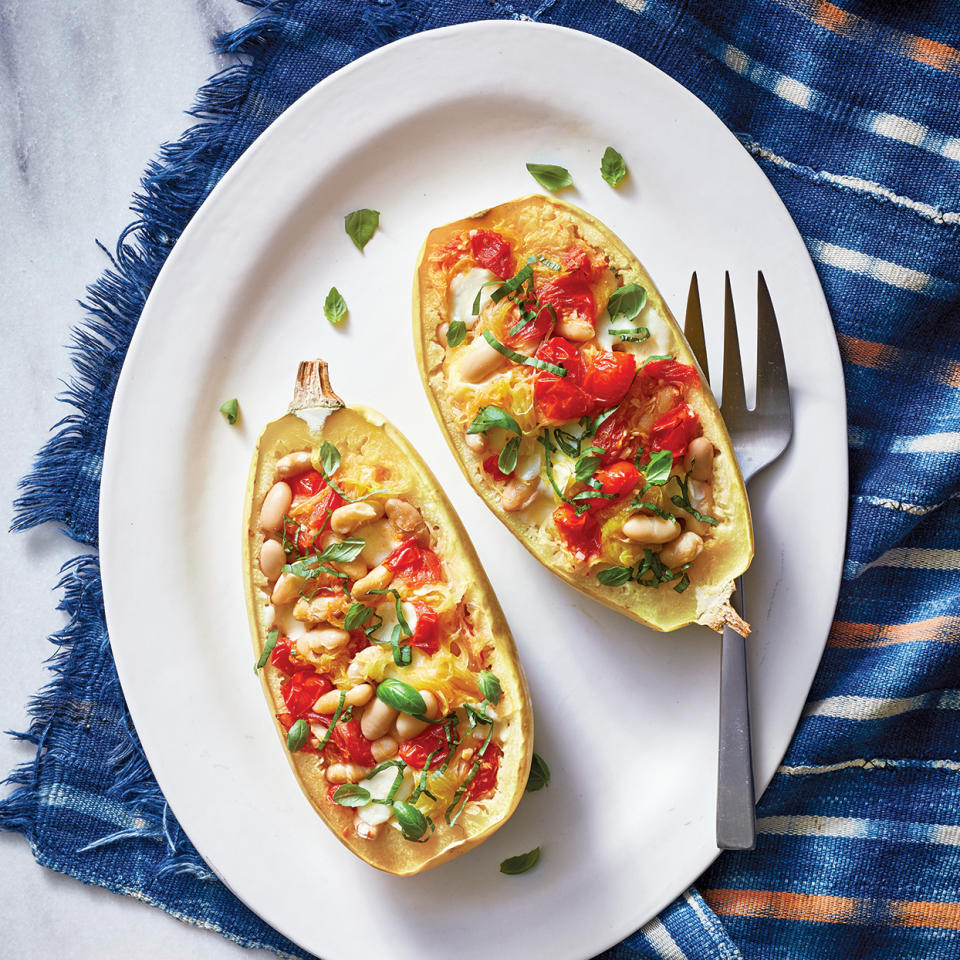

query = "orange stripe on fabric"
[
  {"left": 889, "top": 899, "right": 960, "bottom": 930},
  {"left": 836, "top": 333, "right": 960, "bottom": 388},
  {"left": 775, "top": 0, "right": 960, "bottom": 74},
  {"left": 705, "top": 889, "right": 960, "bottom": 930},
  {"left": 829, "top": 617, "right": 960, "bottom": 648},
  {"left": 703, "top": 888, "right": 863, "bottom": 924}
]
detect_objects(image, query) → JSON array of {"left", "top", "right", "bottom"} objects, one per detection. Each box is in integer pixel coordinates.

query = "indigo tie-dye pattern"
[{"left": 4, "top": 1, "right": 960, "bottom": 957}]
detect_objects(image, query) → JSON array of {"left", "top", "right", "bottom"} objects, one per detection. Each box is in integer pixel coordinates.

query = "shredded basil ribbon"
[
  {"left": 314, "top": 691, "right": 346, "bottom": 751},
  {"left": 255, "top": 628, "right": 278, "bottom": 672},
  {"left": 482, "top": 330, "right": 567, "bottom": 377}
]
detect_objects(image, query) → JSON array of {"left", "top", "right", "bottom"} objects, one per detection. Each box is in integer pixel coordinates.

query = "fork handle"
[{"left": 716, "top": 577, "right": 756, "bottom": 850}]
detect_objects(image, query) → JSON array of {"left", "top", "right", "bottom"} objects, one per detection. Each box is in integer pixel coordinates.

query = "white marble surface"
[{"left": 0, "top": 2, "right": 290, "bottom": 957}]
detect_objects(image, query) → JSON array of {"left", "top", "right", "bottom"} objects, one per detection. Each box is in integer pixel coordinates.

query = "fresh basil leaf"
[
  {"left": 344, "top": 602, "right": 375, "bottom": 631},
  {"left": 324, "top": 286, "right": 347, "bottom": 325},
  {"left": 482, "top": 330, "right": 567, "bottom": 376},
  {"left": 498, "top": 436, "right": 520, "bottom": 475},
  {"left": 526, "top": 752, "right": 551, "bottom": 792},
  {"left": 445, "top": 723, "right": 495, "bottom": 825},
  {"left": 376, "top": 678, "right": 427, "bottom": 716},
  {"left": 333, "top": 784, "right": 371, "bottom": 807},
  {"left": 601, "top": 145, "right": 628, "bottom": 187},
  {"left": 526, "top": 162, "right": 573, "bottom": 191},
  {"left": 344, "top": 208, "right": 380, "bottom": 251},
  {"left": 446, "top": 320, "right": 466, "bottom": 348},
  {"left": 319, "top": 440, "right": 341, "bottom": 477},
  {"left": 500, "top": 847, "right": 541, "bottom": 875},
  {"left": 489, "top": 264, "right": 534, "bottom": 304},
  {"left": 468, "top": 405, "right": 521, "bottom": 436},
  {"left": 597, "top": 566, "right": 633, "bottom": 586},
  {"left": 255, "top": 628, "right": 279, "bottom": 672},
  {"left": 317, "top": 537, "right": 365, "bottom": 563},
  {"left": 574, "top": 453, "right": 601, "bottom": 484},
  {"left": 606, "top": 283, "right": 647, "bottom": 322},
  {"left": 392, "top": 801, "right": 429, "bottom": 841},
  {"left": 285, "top": 718, "right": 309, "bottom": 752},
  {"left": 644, "top": 449, "right": 674, "bottom": 487},
  {"left": 478, "top": 670, "right": 502, "bottom": 705},
  {"left": 219, "top": 398, "right": 240, "bottom": 425},
  {"left": 633, "top": 500, "right": 676, "bottom": 522}
]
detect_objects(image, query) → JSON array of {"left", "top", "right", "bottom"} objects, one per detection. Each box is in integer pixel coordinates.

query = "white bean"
[
  {"left": 326, "top": 763, "right": 372, "bottom": 784},
  {"left": 352, "top": 564, "right": 393, "bottom": 598},
  {"left": 314, "top": 683, "right": 374, "bottom": 715},
  {"left": 371, "top": 736, "right": 399, "bottom": 763},
  {"left": 395, "top": 691, "right": 437, "bottom": 740},
  {"left": 361, "top": 697, "right": 399, "bottom": 741},
  {"left": 554, "top": 317, "right": 594, "bottom": 341},
  {"left": 385, "top": 498, "right": 429, "bottom": 544},
  {"left": 459, "top": 336, "right": 505, "bottom": 383},
  {"left": 622, "top": 514, "right": 681, "bottom": 544},
  {"left": 331, "top": 502, "right": 382, "bottom": 536},
  {"left": 659, "top": 532, "right": 704, "bottom": 569},
  {"left": 271, "top": 571, "right": 304, "bottom": 605},
  {"left": 258, "top": 539, "right": 285, "bottom": 581},
  {"left": 501, "top": 476, "right": 539, "bottom": 512},
  {"left": 260, "top": 482, "right": 292, "bottom": 532},
  {"left": 464, "top": 432, "right": 489, "bottom": 455},
  {"left": 684, "top": 437, "right": 715, "bottom": 481},
  {"left": 296, "top": 627, "right": 351, "bottom": 659},
  {"left": 275, "top": 451, "right": 312, "bottom": 479}
]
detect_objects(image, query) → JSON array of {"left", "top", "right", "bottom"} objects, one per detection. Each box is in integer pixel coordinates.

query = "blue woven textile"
[{"left": 5, "top": 1, "right": 960, "bottom": 957}]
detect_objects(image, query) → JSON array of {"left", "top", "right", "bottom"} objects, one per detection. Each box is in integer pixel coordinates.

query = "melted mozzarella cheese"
[
  {"left": 275, "top": 603, "right": 306, "bottom": 639},
  {"left": 595, "top": 303, "right": 672, "bottom": 355},
  {"left": 376, "top": 599, "right": 419, "bottom": 642},
  {"left": 448, "top": 268, "right": 496, "bottom": 330},
  {"left": 359, "top": 519, "right": 401, "bottom": 567},
  {"left": 356, "top": 765, "right": 413, "bottom": 826}
]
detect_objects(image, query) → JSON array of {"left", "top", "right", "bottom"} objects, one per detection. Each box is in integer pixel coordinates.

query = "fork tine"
[
  {"left": 683, "top": 273, "right": 710, "bottom": 385},
  {"left": 756, "top": 272, "right": 790, "bottom": 417},
  {"left": 721, "top": 273, "right": 747, "bottom": 415}
]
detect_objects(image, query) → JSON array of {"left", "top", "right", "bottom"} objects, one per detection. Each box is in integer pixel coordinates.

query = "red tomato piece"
[
  {"left": 482, "top": 455, "right": 513, "bottom": 482},
  {"left": 409, "top": 602, "right": 440, "bottom": 654},
  {"left": 537, "top": 273, "right": 596, "bottom": 327},
  {"left": 534, "top": 338, "right": 591, "bottom": 422},
  {"left": 467, "top": 741, "right": 502, "bottom": 800},
  {"left": 383, "top": 538, "right": 443, "bottom": 587},
  {"left": 650, "top": 404, "right": 700, "bottom": 457},
  {"left": 296, "top": 486, "right": 345, "bottom": 552},
  {"left": 281, "top": 671, "right": 333, "bottom": 718},
  {"left": 398, "top": 724, "right": 452, "bottom": 770},
  {"left": 582, "top": 351, "right": 636, "bottom": 411},
  {"left": 470, "top": 229, "right": 515, "bottom": 280},
  {"left": 508, "top": 300, "right": 556, "bottom": 345},
  {"left": 270, "top": 637, "right": 311, "bottom": 676},
  {"left": 591, "top": 405, "right": 637, "bottom": 466},
  {"left": 587, "top": 461, "right": 640, "bottom": 511},
  {"left": 640, "top": 358, "right": 700, "bottom": 387},
  {"left": 562, "top": 246, "right": 603, "bottom": 283},
  {"left": 552, "top": 504, "right": 602, "bottom": 561},
  {"left": 289, "top": 469, "right": 325, "bottom": 498},
  {"left": 329, "top": 717, "right": 376, "bottom": 767}
]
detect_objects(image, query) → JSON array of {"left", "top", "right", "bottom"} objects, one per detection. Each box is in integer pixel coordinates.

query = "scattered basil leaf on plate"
[
  {"left": 500, "top": 847, "right": 541, "bottom": 875},
  {"left": 526, "top": 753, "right": 551, "bottom": 792},
  {"left": 324, "top": 286, "right": 347, "bottom": 325},
  {"left": 601, "top": 146, "right": 627, "bottom": 187},
  {"left": 525, "top": 162, "right": 573, "bottom": 191},
  {"left": 219, "top": 398, "right": 240, "bottom": 424},
  {"left": 344, "top": 208, "right": 380, "bottom": 251}
]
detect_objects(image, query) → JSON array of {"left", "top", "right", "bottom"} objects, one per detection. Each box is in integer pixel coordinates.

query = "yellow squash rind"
[
  {"left": 242, "top": 361, "right": 533, "bottom": 875},
  {"left": 413, "top": 196, "right": 754, "bottom": 634}
]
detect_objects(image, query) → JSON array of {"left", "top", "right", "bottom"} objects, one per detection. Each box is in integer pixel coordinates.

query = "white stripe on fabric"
[
  {"left": 806, "top": 240, "right": 958, "bottom": 297},
  {"left": 758, "top": 814, "right": 960, "bottom": 845},
  {"left": 780, "top": 757, "right": 960, "bottom": 776},
  {"left": 849, "top": 427, "right": 960, "bottom": 454},
  {"left": 804, "top": 689, "right": 960, "bottom": 720},
  {"left": 870, "top": 548, "right": 960, "bottom": 570},
  {"left": 740, "top": 138, "right": 960, "bottom": 226},
  {"left": 855, "top": 494, "right": 942, "bottom": 516},
  {"left": 613, "top": 0, "right": 960, "bottom": 164},
  {"left": 642, "top": 917, "right": 690, "bottom": 960}
]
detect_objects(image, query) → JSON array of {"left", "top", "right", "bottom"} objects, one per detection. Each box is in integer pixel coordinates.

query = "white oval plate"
[{"left": 100, "top": 21, "right": 846, "bottom": 960}]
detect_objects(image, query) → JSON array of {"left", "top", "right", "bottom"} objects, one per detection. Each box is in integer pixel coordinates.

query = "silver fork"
[{"left": 684, "top": 272, "right": 793, "bottom": 850}]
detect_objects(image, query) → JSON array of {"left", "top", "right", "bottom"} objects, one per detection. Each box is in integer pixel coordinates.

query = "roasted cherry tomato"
[
  {"left": 296, "top": 486, "right": 345, "bottom": 551},
  {"left": 467, "top": 741, "right": 502, "bottom": 800},
  {"left": 640, "top": 358, "right": 700, "bottom": 386},
  {"left": 582, "top": 351, "right": 636, "bottom": 410},
  {"left": 289, "top": 469, "right": 325, "bottom": 499},
  {"left": 270, "top": 637, "right": 311, "bottom": 677},
  {"left": 650, "top": 404, "right": 700, "bottom": 457},
  {"left": 470, "top": 229, "right": 515, "bottom": 280},
  {"left": 482, "top": 454, "right": 513, "bottom": 482},
  {"left": 588, "top": 461, "right": 640, "bottom": 510},
  {"left": 398, "top": 724, "right": 452, "bottom": 769},
  {"left": 534, "top": 338, "right": 591, "bottom": 422},
  {"left": 383, "top": 538, "right": 443, "bottom": 587},
  {"left": 409, "top": 602, "right": 440, "bottom": 654},
  {"left": 552, "top": 504, "right": 601, "bottom": 560},
  {"left": 281, "top": 670, "right": 333, "bottom": 718},
  {"left": 562, "top": 246, "right": 603, "bottom": 283},
  {"left": 319, "top": 715, "right": 376, "bottom": 767},
  {"left": 508, "top": 300, "right": 556, "bottom": 345},
  {"left": 537, "top": 273, "right": 596, "bottom": 327},
  {"left": 591, "top": 404, "right": 637, "bottom": 466}
]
